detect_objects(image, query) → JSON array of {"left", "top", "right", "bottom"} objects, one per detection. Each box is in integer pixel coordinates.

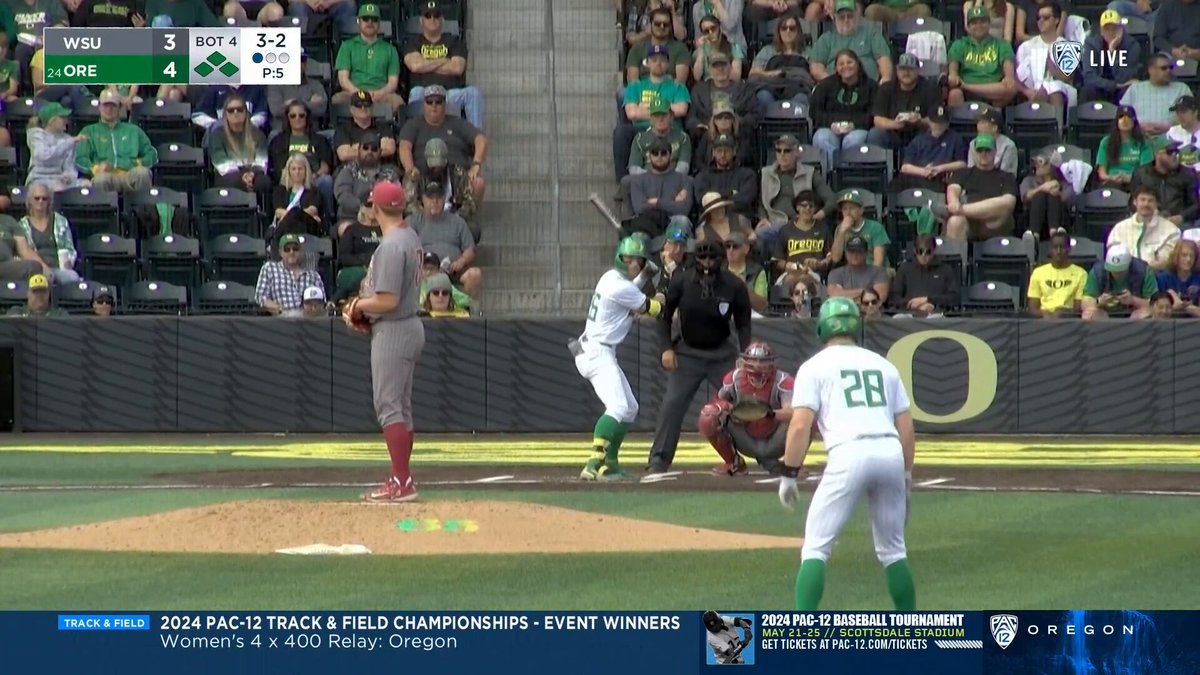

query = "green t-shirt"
[
  {"left": 806, "top": 23, "right": 891, "bottom": 81},
  {"left": 948, "top": 35, "right": 1015, "bottom": 85},
  {"left": 0, "top": 59, "right": 16, "bottom": 89},
  {"left": 625, "top": 40, "right": 690, "bottom": 80},
  {"left": 10, "top": 0, "right": 65, "bottom": 42},
  {"left": 623, "top": 78, "right": 690, "bottom": 131},
  {"left": 5, "top": 305, "right": 66, "bottom": 317},
  {"left": 1083, "top": 267, "right": 1159, "bottom": 299},
  {"left": 143, "top": 0, "right": 217, "bottom": 28},
  {"left": 335, "top": 36, "right": 401, "bottom": 92},
  {"left": 1095, "top": 136, "right": 1154, "bottom": 178},
  {"left": 851, "top": 218, "right": 891, "bottom": 255}
]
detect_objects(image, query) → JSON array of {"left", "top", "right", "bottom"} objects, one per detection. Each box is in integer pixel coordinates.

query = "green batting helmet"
[
  {"left": 816, "top": 297, "right": 862, "bottom": 342},
  {"left": 614, "top": 235, "right": 649, "bottom": 270}
]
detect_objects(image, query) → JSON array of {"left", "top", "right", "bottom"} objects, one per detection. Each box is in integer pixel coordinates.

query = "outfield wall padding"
[{"left": 0, "top": 317, "right": 1186, "bottom": 434}]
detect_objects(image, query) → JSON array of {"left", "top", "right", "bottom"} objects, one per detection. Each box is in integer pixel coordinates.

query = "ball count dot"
[
  {"left": 266, "top": 53, "right": 277, "bottom": 64},
  {"left": 253, "top": 53, "right": 263, "bottom": 64},
  {"left": 279, "top": 53, "right": 290, "bottom": 64}
]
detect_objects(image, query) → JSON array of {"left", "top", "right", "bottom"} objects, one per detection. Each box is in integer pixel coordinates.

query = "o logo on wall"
[{"left": 886, "top": 330, "right": 998, "bottom": 424}]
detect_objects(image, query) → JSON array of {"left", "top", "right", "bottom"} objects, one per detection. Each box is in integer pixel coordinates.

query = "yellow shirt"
[{"left": 1027, "top": 263, "right": 1087, "bottom": 313}]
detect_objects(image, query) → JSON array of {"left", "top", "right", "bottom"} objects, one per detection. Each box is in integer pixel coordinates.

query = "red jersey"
[{"left": 716, "top": 367, "right": 795, "bottom": 438}]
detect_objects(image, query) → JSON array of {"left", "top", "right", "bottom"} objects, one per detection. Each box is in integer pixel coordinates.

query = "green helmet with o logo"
[
  {"left": 614, "top": 235, "right": 649, "bottom": 271},
  {"left": 816, "top": 297, "right": 862, "bottom": 342}
]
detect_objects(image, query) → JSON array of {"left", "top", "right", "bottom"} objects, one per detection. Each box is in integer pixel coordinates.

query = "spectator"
[
  {"left": 1131, "top": 140, "right": 1199, "bottom": 227},
  {"left": 828, "top": 233, "right": 889, "bottom": 299},
  {"left": 75, "top": 90, "right": 156, "bottom": 192},
  {"left": 1095, "top": 105, "right": 1154, "bottom": 187},
  {"left": 404, "top": 0, "right": 484, "bottom": 130},
  {"left": 695, "top": 191, "right": 755, "bottom": 245},
  {"left": 745, "top": 0, "right": 802, "bottom": 23},
  {"left": 723, "top": 230, "right": 768, "bottom": 312},
  {"left": 18, "top": 183, "right": 78, "bottom": 284},
  {"left": 221, "top": 0, "right": 284, "bottom": 26},
  {"left": 30, "top": 45, "right": 91, "bottom": 108},
  {"left": 1015, "top": 2, "right": 1078, "bottom": 108},
  {"left": 864, "top": 0, "right": 931, "bottom": 24},
  {"left": 1107, "top": 186, "right": 1181, "bottom": 269},
  {"left": 688, "top": 49, "right": 754, "bottom": 136},
  {"left": 334, "top": 90, "right": 397, "bottom": 163},
  {"left": 206, "top": 93, "right": 270, "bottom": 193},
  {"left": 255, "top": 233, "right": 324, "bottom": 316},
  {"left": 962, "top": 0, "right": 1015, "bottom": 42},
  {"left": 888, "top": 104, "right": 968, "bottom": 193},
  {"left": 333, "top": 135, "right": 384, "bottom": 222},
  {"left": 1154, "top": 0, "right": 1200, "bottom": 59},
  {"left": 91, "top": 286, "right": 115, "bottom": 317},
  {"left": 287, "top": 0, "right": 356, "bottom": 36},
  {"left": 417, "top": 250, "right": 472, "bottom": 309},
  {"left": 859, "top": 286, "right": 885, "bottom": 318},
  {"left": 268, "top": 101, "right": 335, "bottom": 206},
  {"left": 1120, "top": 53, "right": 1192, "bottom": 134},
  {"left": 948, "top": 5, "right": 1018, "bottom": 107},
  {"left": 758, "top": 134, "right": 836, "bottom": 230},
  {"left": 301, "top": 286, "right": 328, "bottom": 318},
  {"left": 867, "top": 53, "right": 942, "bottom": 150},
  {"left": 4, "top": 273, "right": 65, "bottom": 317},
  {"left": 773, "top": 190, "right": 833, "bottom": 282},
  {"left": 629, "top": 98, "right": 692, "bottom": 175},
  {"left": 267, "top": 50, "right": 329, "bottom": 129},
  {"left": 25, "top": 102, "right": 84, "bottom": 192},
  {"left": 653, "top": 222, "right": 692, "bottom": 300},
  {"left": 332, "top": 4, "right": 404, "bottom": 109},
  {"left": 806, "top": 0, "right": 893, "bottom": 82},
  {"left": 335, "top": 203, "right": 381, "bottom": 301},
  {"left": 1149, "top": 289, "right": 1176, "bottom": 318},
  {"left": 271, "top": 153, "right": 323, "bottom": 246},
  {"left": 0, "top": 37, "right": 17, "bottom": 104},
  {"left": 625, "top": 0, "right": 687, "bottom": 47},
  {"left": 691, "top": 0, "right": 746, "bottom": 54},
  {"left": 420, "top": 272, "right": 470, "bottom": 318},
  {"left": 830, "top": 188, "right": 890, "bottom": 267},
  {"left": 1080, "top": 9, "right": 1141, "bottom": 103},
  {"left": 1027, "top": 227, "right": 1087, "bottom": 317},
  {"left": 747, "top": 13, "right": 812, "bottom": 115},
  {"left": 398, "top": 84, "right": 488, "bottom": 206},
  {"left": 624, "top": 44, "right": 691, "bottom": 130},
  {"left": 144, "top": 0, "right": 218, "bottom": 26},
  {"left": 967, "top": 107, "right": 1019, "bottom": 176},
  {"left": 1019, "top": 149, "right": 1074, "bottom": 238},
  {"left": 403, "top": 138, "right": 477, "bottom": 233},
  {"left": 1167, "top": 95, "right": 1200, "bottom": 169},
  {"left": 801, "top": 0, "right": 845, "bottom": 24},
  {"left": 694, "top": 133, "right": 758, "bottom": 218},
  {"left": 410, "top": 182, "right": 481, "bottom": 298},
  {"left": 1155, "top": 239, "right": 1200, "bottom": 314},
  {"left": 75, "top": 0, "right": 145, "bottom": 26},
  {"left": 11, "top": 0, "right": 66, "bottom": 77},
  {"left": 630, "top": 136, "right": 694, "bottom": 236},
  {"left": 889, "top": 234, "right": 958, "bottom": 315},
  {"left": 692, "top": 13, "right": 743, "bottom": 82},
  {"left": 941, "top": 134, "right": 1019, "bottom": 241},
  {"left": 810, "top": 49, "right": 877, "bottom": 172},
  {"left": 625, "top": 7, "right": 690, "bottom": 84},
  {"left": 192, "top": 84, "right": 269, "bottom": 131},
  {"left": 1082, "top": 243, "right": 1157, "bottom": 319},
  {"left": 692, "top": 101, "right": 754, "bottom": 171},
  {"left": 785, "top": 276, "right": 817, "bottom": 317},
  {"left": 0, "top": 213, "right": 43, "bottom": 281},
  {"left": 1015, "top": 0, "right": 1067, "bottom": 42}
]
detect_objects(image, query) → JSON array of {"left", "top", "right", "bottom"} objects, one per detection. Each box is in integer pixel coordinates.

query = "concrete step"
[
  {"left": 499, "top": 132, "right": 614, "bottom": 158},
  {"left": 477, "top": 242, "right": 611, "bottom": 267},
  {"left": 467, "top": 28, "right": 611, "bottom": 51},
  {"left": 552, "top": 9, "right": 619, "bottom": 32},
  {"left": 485, "top": 265, "right": 557, "bottom": 290},
  {"left": 471, "top": 8, "right": 547, "bottom": 30},
  {"left": 485, "top": 154, "right": 611, "bottom": 180},
  {"left": 489, "top": 108, "right": 614, "bottom": 136},
  {"left": 488, "top": 176, "right": 615, "bottom": 202}
]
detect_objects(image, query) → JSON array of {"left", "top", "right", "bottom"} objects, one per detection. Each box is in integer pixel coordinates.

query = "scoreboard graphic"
[{"left": 43, "top": 27, "right": 301, "bottom": 86}]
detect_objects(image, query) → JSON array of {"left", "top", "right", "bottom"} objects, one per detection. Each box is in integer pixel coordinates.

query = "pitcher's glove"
[{"left": 341, "top": 296, "right": 371, "bottom": 334}]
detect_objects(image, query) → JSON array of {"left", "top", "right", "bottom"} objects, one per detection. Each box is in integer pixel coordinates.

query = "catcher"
[
  {"left": 699, "top": 340, "right": 795, "bottom": 475},
  {"left": 703, "top": 610, "right": 753, "bottom": 665}
]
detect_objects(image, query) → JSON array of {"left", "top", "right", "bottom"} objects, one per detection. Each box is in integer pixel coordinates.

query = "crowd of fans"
[
  {"left": 613, "top": 0, "right": 1200, "bottom": 320},
  {"left": 0, "top": 0, "right": 486, "bottom": 318}
]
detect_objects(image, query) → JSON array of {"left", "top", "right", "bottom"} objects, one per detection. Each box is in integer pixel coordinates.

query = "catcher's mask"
[
  {"left": 702, "top": 610, "right": 723, "bottom": 633},
  {"left": 738, "top": 340, "right": 777, "bottom": 388}
]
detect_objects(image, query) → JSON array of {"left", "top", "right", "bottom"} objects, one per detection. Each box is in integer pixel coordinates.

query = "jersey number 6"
[{"left": 840, "top": 369, "right": 886, "bottom": 408}]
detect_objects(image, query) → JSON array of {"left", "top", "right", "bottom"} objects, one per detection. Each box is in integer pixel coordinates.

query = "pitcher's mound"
[{"left": 0, "top": 500, "right": 802, "bottom": 555}]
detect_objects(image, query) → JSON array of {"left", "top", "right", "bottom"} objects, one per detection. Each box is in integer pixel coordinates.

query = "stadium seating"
[
  {"left": 1038, "top": 235, "right": 1104, "bottom": 267},
  {"left": 972, "top": 236, "right": 1035, "bottom": 299},
  {"left": 57, "top": 187, "right": 121, "bottom": 240},
  {"left": 0, "top": 279, "right": 28, "bottom": 313},
  {"left": 154, "top": 143, "right": 207, "bottom": 199},
  {"left": 962, "top": 281, "right": 1020, "bottom": 315},
  {"left": 124, "top": 280, "right": 188, "bottom": 315},
  {"left": 197, "top": 188, "right": 260, "bottom": 240},
  {"left": 1076, "top": 188, "right": 1131, "bottom": 242},
  {"left": 194, "top": 281, "right": 259, "bottom": 316},
  {"left": 55, "top": 281, "right": 117, "bottom": 314},
  {"left": 1006, "top": 102, "right": 1062, "bottom": 153},
  {"left": 1071, "top": 101, "right": 1117, "bottom": 149},
  {"left": 832, "top": 144, "right": 891, "bottom": 194},
  {"left": 82, "top": 233, "right": 139, "bottom": 291},
  {"left": 143, "top": 234, "right": 203, "bottom": 289},
  {"left": 134, "top": 100, "right": 194, "bottom": 146},
  {"left": 206, "top": 235, "right": 268, "bottom": 288}
]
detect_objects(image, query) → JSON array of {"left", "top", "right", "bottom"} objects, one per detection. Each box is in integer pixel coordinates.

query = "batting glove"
[{"left": 778, "top": 476, "right": 800, "bottom": 509}]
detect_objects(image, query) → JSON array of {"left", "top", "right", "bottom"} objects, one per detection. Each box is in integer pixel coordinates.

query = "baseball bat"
[{"left": 588, "top": 192, "right": 624, "bottom": 232}]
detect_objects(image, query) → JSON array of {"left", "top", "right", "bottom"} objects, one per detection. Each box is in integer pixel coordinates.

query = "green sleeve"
[
  {"left": 629, "top": 134, "right": 646, "bottom": 170},
  {"left": 998, "top": 40, "right": 1015, "bottom": 62},
  {"left": 388, "top": 45, "right": 400, "bottom": 78},
  {"left": 623, "top": 81, "right": 642, "bottom": 106},
  {"left": 0, "top": 5, "right": 15, "bottom": 50},
  {"left": 947, "top": 39, "right": 965, "bottom": 65},
  {"left": 806, "top": 35, "right": 830, "bottom": 69},
  {"left": 334, "top": 42, "right": 351, "bottom": 73},
  {"left": 1083, "top": 269, "right": 1100, "bottom": 297},
  {"left": 1095, "top": 137, "right": 1110, "bottom": 170},
  {"left": 678, "top": 133, "right": 692, "bottom": 165},
  {"left": 870, "top": 220, "right": 891, "bottom": 247},
  {"left": 75, "top": 131, "right": 95, "bottom": 174},
  {"left": 138, "top": 128, "right": 157, "bottom": 168},
  {"left": 751, "top": 46, "right": 773, "bottom": 71},
  {"left": 1142, "top": 271, "right": 1159, "bottom": 297},
  {"left": 869, "top": 27, "right": 890, "bottom": 63},
  {"left": 670, "top": 41, "right": 689, "bottom": 69},
  {"left": 752, "top": 271, "right": 769, "bottom": 299},
  {"left": 671, "top": 81, "right": 690, "bottom": 104},
  {"left": 199, "top": 0, "right": 219, "bottom": 27},
  {"left": 625, "top": 43, "right": 645, "bottom": 71},
  {"left": 47, "top": 0, "right": 67, "bottom": 24},
  {"left": 1137, "top": 141, "right": 1153, "bottom": 167}
]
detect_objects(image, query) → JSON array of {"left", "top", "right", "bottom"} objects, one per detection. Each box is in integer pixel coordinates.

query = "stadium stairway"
[{"left": 469, "top": 0, "right": 620, "bottom": 315}]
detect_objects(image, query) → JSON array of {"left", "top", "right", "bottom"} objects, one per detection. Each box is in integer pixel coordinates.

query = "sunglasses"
[
  {"left": 780, "top": 24, "right": 798, "bottom": 32},
  {"left": 288, "top": 111, "right": 307, "bottom": 118},
  {"left": 429, "top": 289, "right": 450, "bottom": 296},
  {"left": 649, "top": 149, "right": 670, "bottom": 156},
  {"left": 362, "top": 144, "right": 380, "bottom": 151},
  {"left": 425, "top": 97, "right": 446, "bottom": 105},
  {"left": 361, "top": 16, "right": 379, "bottom": 22},
  {"left": 30, "top": 195, "right": 49, "bottom": 201},
  {"left": 226, "top": 107, "right": 246, "bottom": 113},
  {"left": 723, "top": 242, "right": 743, "bottom": 249},
  {"left": 282, "top": 245, "right": 300, "bottom": 253},
  {"left": 94, "top": 298, "right": 114, "bottom": 305},
  {"left": 702, "top": 26, "right": 718, "bottom": 34},
  {"left": 863, "top": 299, "right": 880, "bottom": 306},
  {"left": 422, "top": 12, "right": 441, "bottom": 18},
  {"left": 695, "top": 253, "right": 718, "bottom": 261},
  {"left": 652, "top": 21, "right": 671, "bottom": 28},
  {"left": 915, "top": 248, "right": 933, "bottom": 255}
]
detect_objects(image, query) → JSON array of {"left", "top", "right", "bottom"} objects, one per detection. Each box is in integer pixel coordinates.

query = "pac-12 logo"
[
  {"left": 1051, "top": 40, "right": 1084, "bottom": 76},
  {"left": 990, "top": 614, "right": 1019, "bottom": 649}
]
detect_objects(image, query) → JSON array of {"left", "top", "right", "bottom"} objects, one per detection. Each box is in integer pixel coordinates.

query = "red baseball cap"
[{"left": 370, "top": 181, "right": 406, "bottom": 209}]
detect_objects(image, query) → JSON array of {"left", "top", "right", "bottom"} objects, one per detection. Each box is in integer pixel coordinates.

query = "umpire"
[{"left": 648, "top": 239, "right": 752, "bottom": 473}]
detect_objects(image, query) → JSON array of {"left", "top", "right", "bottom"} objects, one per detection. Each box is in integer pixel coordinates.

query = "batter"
[
  {"left": 777, "top": 297, "right": 917, "bottom": 610},
  {"left": 344, "top": 181, "right": 427, "bottom": 503},
  {"left": 703, "top": 611, "right": 753, "bottom": 665},
  {"left": 575, "top": 236, "right": 661, "bottom": 482},
  {"left": 699, "top": 340, "right": 795, "bottom": 475}
]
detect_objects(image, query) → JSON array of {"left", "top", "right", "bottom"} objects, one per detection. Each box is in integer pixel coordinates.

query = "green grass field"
[{"left": 1, "top": 439, "right": 1198, "bottom": 610}]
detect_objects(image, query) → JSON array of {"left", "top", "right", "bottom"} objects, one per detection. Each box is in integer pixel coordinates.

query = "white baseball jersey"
[
  {"left": 791, "top": 344, "right": 910, "bottom": 451},
  {"left": 582, "top": 269, "right": 647, "bottom": 346},
  {"left": 706, "top": 616, "right": 744, "bottom": 664}
]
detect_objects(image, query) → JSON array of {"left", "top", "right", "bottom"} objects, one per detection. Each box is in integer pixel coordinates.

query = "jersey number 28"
[{"left": 840, "top": 369, "right": 886, "bottom": 408}]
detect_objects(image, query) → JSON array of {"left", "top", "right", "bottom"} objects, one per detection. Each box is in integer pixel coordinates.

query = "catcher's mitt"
[
  {"left": 341, "top": 296, "right": 372, "bottom": 333},
  {"left": 729, "top": 399, "right": 772, "bottom": 423}
]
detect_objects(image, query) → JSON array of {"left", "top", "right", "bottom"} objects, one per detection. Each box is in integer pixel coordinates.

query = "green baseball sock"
[
  {"left": 885, "top": 559, "right": 916, "bottom": 610},
  {"left": 794, "top": 559, "right": 827, "bottom": 610},
  {"left": 591, "top": 415, "right": 628, "bottom": 463}
]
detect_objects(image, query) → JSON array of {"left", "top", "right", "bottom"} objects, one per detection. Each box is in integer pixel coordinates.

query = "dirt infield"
[{"left": 0, "top": 500, "right": 803, "bottom": 555}]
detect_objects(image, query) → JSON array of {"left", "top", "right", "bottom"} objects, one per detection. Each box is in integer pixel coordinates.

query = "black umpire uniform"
[{"left": 649, "top": 239, "right": 752, "bottom": 471}]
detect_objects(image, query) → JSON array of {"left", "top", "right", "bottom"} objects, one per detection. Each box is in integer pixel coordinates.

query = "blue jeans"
[
  {"left": 755, "top": 89, "right": 809, "bottom": 117},
  {"left": 813, "top": 127, "right": 869, "bottom": 174},
  {"left": 410, "top": 85, "right": 485, "bottom": 130},
  {"left": 866, "top": 127, "right": 907, "bottom": 150},
  {"left": 288, "top": 0, "right": 359, "bottom": 36}
]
